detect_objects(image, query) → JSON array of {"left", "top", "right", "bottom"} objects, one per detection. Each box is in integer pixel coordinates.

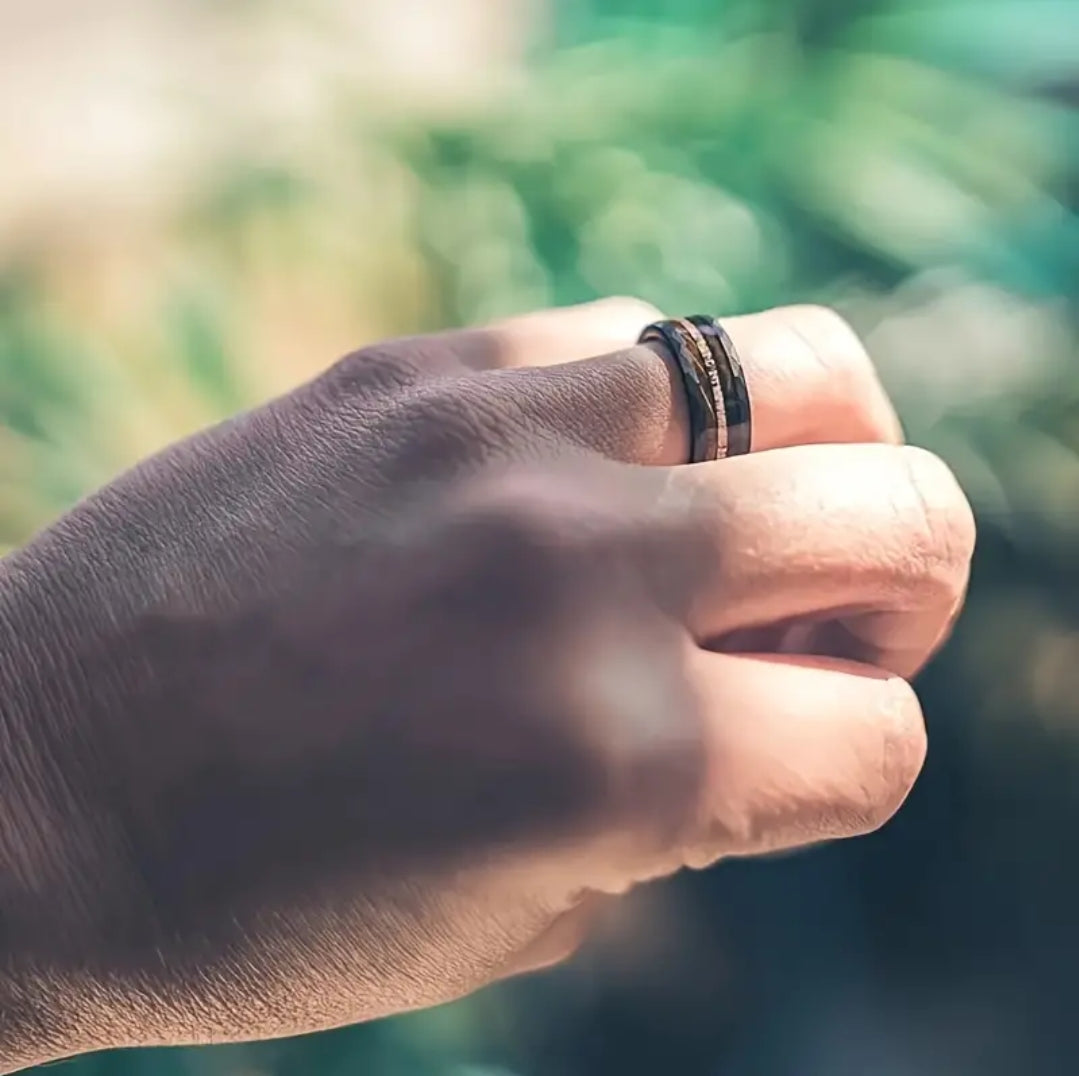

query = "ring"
[
  {"left": 638, "top": 319, "right": 719, "bottom": 462},
  {"left": 637, "top": 317, "right": 752, "bottom": 463},
  {"left": 688, "top": 315, "right": 752, "bottom": 459}
]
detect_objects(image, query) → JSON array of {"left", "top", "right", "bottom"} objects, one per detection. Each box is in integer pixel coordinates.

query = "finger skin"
[
  {"left": 468, "top": 300, "right": 901, "bottom": 464},
  {"left": 680, "top": 649, "right": 927, "bottom": 868},
  {"left": 499, "top": 892, "right": 617, "bottom": 977},
  {"left": 718, "top": 304, "right": 904, "bottom": 449},
  {"left": 657, "top": 443, "right": 976, "bottom": 677},
  {"left": 495, "top": 650, "right": 927, "bottom": 973}
]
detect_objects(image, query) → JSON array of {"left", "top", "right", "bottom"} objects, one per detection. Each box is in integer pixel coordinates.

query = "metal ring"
[
  {"left": 688, "top": 315, "right": 752, "bottom": 457},
  {"left": 638, "top": 318, "right": 720, "bottom": 463}
]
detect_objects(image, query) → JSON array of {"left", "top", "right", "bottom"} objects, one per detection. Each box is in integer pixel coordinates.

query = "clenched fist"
[{"left": 0, "top": 299, "right": 974, "bottom": 1071}]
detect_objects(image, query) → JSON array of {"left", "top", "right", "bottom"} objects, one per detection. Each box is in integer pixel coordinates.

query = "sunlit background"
[{"left": 2, "top": 0, "right": 1078, "bottom": 1073}]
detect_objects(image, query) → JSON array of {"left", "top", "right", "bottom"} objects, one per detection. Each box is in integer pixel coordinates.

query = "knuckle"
[
  {"left": 557, "top": 631, "right": 708, "bottom": 851},
  {"left": 784, "top": 304, "right": 873, "bottom": 384},
  {"left": 323, "top": 343, "right": 430, "bottom": 397},
  {"left": 781, "top": 679, "right": 927, "bottom": 845},
  {"left": 320, "top": 336, "right": 466, "bottom": 402},
  {"left": 440, "top": 461, "right": 665, "bottom": 636},
  {"left": 770, "top": 304, "right": 902, "bottom": 443},
  {"left": 447, "top": 470, "right": 592, "bottom": 603},
  {"left": 896, "top": 445, "right": 977, "bottom": 602},
  {"left": 862, "top": 679, "right": 928, "bottom": 833}
]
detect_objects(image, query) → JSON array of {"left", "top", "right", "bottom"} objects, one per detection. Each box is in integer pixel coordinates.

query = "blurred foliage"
[{"left": 2, "top": 0, "right": 1077, "bottom": 1073}]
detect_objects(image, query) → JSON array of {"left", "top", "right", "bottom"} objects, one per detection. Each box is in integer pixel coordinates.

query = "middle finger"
[{"left": 651, "top": 442, "right": 976, "bottom": 678}]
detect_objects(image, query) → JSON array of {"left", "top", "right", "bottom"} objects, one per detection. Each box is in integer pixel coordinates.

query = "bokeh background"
[{"left": 2, "top": 0, "right": 1078, "bottom": 1073}]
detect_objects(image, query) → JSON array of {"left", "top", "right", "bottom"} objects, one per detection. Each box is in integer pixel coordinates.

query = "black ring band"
[
  {"left": 688, "top": 315, "right": 752, "bottom": 457},
  {"left": 638, "top": 319, "right": 720, "bottom": 463}
]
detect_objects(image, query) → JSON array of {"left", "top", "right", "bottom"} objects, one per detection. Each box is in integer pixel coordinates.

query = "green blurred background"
[{"left": 2, "top": 0, "right": 1078, "bottom": 1073}]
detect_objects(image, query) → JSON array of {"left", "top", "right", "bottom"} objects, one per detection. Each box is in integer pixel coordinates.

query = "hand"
[{"left": 0, "top": 299, "right": 974, "bottom": 1068}]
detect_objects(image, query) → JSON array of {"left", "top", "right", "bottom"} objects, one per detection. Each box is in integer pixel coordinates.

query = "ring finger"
[{"left": 470, "top": 298, "right": 903, "bottom": 463}]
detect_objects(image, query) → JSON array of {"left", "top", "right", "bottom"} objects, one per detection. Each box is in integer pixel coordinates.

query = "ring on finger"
[{"left": 638, "top": 317, "right": 752, "bottom": 463}]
